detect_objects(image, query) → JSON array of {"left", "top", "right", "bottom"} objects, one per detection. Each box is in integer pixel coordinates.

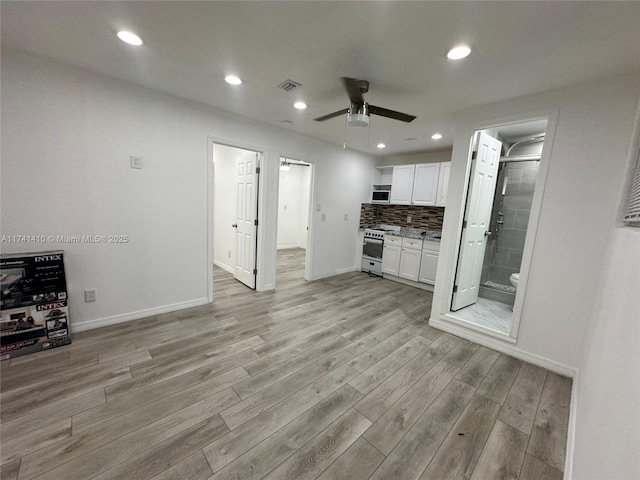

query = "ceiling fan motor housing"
[{"left": 347, "top": 102, "right": 370, "bottom": 127}]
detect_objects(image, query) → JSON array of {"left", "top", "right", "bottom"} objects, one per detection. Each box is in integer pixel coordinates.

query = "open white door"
[
  {"left": 234, "top": 152, "right": 259, "bottom": 289},
  {"left": 452, "top": 132, "right": 502, "bottom": 311}
]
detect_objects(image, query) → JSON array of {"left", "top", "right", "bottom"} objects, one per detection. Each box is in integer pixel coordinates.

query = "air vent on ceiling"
[{"left": 277, "top": 79, "right": 302, "bottom": 92}]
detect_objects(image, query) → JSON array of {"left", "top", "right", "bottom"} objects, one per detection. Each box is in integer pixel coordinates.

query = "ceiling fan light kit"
[
  {"left": 347, "top": 103, "right": 370, "bottom": 127},
  {"left": 315, "top": 77, "right": 416, "bottom": 126}
]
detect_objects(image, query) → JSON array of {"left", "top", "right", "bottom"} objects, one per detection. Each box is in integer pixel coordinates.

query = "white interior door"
[
  {"left": 452, "top": 132, "right": 502, "bottom": 311},
  {"left": 234, "top": 152, "right": 259, "bottom": 288}
]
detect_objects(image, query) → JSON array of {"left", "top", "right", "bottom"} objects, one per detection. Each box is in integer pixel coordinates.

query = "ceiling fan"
[{"left": 314, "top": 77, "right": 416, "bottom": 127}]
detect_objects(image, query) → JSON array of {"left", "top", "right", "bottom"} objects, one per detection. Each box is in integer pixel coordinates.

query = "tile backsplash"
[{"left": 359, "top": 204, "right": 444, "bottom": 230}]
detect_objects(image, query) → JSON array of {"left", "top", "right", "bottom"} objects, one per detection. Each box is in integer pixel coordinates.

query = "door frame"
[
  {"left": 434, "top": 109, "right": 558, "bottom": 342},
  {"left": 451, "top": 131, "right": 502, "bottom": 311},
  {"left": 208, "top": 136, "right": 268, "bottom": 301},
  {"left": 277, "top": 153, "right": 316, "bottom": 283}
]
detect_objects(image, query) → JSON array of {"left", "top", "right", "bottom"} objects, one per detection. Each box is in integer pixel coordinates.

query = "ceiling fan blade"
[
  {"left": 369, "top": 105, "right": 416, "bottom": 123},
  {"left": 341, "top": 77, "right": 365, "bottom": 104},
  {"left": 314, "top": 108, "right": 349, "bottom": 122}
]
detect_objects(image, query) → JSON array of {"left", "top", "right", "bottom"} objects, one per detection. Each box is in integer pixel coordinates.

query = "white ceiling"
[{"left": 2, "top": 1, "right": 639, "bottom": 156}]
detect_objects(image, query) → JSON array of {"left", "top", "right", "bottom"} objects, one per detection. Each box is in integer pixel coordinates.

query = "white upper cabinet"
[
  {"left": 389, "top": 165, "right": 415, "bottom": 205},
  {"left": 376, "top": 160, "right": 451, "bottom": 206},
  {"left": 373, "top": 166, "right": 393, "bottom": 186},
  {"left": 411, "top": 163, "right": 441, "bottom": 206},
  {"left": 436, "top": 161, "right": 451, "bottom": 207}
]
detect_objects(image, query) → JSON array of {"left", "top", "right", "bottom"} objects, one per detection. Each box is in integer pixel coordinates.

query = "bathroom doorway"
[
  {"left": 449, "top": 119, "right": 548, "bottom": 337},
  {"left": 276, "top": 157, "right": 313, "bottom": 288}
]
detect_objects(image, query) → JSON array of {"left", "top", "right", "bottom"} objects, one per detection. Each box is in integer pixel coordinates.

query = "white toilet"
[{"left": 510, "top": 272, "right": 520, "bottom": 290}]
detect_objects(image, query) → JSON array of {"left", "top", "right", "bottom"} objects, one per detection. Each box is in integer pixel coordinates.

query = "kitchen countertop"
[
  {"left": 382, "top": 227, "right": 442, "bottom": 242},
  {"left": 360, "top": 226, "right": 442, "bottom": 241}
]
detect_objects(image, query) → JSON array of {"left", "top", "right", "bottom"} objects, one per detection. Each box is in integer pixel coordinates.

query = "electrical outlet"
[
  {"left": 344, "top": 213, "right": 348, "bottom": 220},
  {"left": 228, "top": 251, "right": 231, "bottom": 258},
  {"left": 321, "top": 213, "right": 326, "bottom": 221},
  {"left": 407, "top": 215, "right": 412, "bottom": 223},
  {"left": 317, "top": 204, "right": 321, "bottom": 212},
  {"left": 85, "top": 288, "right": 97, "bottom": 303},
  {"left": 130, "top": 156, "right": 142, "bottom": 169}
]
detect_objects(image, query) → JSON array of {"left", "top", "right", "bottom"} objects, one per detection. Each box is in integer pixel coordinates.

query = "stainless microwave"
[{"left": 371, "top": 190, "right": 390, "bottom": 203}]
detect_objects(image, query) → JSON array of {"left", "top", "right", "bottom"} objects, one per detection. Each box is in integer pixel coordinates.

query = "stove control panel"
[{"left": 364, "top": 229, "right": 385, "bottom": 240}]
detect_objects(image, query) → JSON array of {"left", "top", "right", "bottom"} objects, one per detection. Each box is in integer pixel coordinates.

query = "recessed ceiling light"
[
  {"left": 225, "top": 75, "right": 242, "bottom": 85},
  {"left": 447, "top": 44, "right": 472, "bottom": 60},
  {"left": 117, "top": 31, "right": 143, "bottom": 46},
  {"left": 281, "top": 120, "right": 293, "bottom": 125},
  {"left": 294, "top": 101, "right": 307, "bottom": 110},
  {"left": 431, "top": 133, "right": 443, "bottom": 140},
  {"left": 377, "top": 143, "right": 386, "bottom": 149}
]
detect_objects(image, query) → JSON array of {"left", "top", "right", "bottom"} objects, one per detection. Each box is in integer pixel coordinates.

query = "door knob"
[
  {"left": 232, "top": 224, "right": 238, "bottom": 228},
  {"left": 484, "top": 230, "right": 492, "bottom": 237}
]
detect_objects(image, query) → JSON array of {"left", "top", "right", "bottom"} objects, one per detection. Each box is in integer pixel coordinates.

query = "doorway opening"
[
  {"left": 276, "top": 157, "right": 312, "bottom": 289},
  {"left": 449, "top": 119, "right": 548, "bottom": 338},
  {"left": 212, "top": 142, "right": 262, "bottom": 290}
]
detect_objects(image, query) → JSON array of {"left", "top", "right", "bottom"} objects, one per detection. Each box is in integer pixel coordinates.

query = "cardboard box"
[{"left": 1, "top": 251, "right": 72, "bottom": 359}]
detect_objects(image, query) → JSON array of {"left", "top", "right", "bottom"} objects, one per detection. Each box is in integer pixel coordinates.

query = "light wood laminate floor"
[{"left": 0, "top": 249, "right": 570, "bottom": 480}]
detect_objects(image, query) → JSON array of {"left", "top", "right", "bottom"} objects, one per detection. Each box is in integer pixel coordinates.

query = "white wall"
[
  {"left": 429, "top": 72, "right": 640, "bottom": 478},
  {"left": 570, "top": 227, "right": 640, "bottom": 480},
  {"left": 277, "top": 164, "right": 310, "bottom": 249},
  {"left": 431, "top": 71, "right": 640, "bottom": 372},
  {"left": 0, "top": 48, "right": 375, "bottom": 331}
]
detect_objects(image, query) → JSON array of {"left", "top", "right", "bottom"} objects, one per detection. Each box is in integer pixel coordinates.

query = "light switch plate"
[
  {"left": 84, "top": 289, "right": 97, "bottom": 303},
  {"left": 130, "top": 156, "right": 142, "bottom": 169}
]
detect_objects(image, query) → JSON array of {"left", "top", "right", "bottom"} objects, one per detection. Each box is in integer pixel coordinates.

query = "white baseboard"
[
  {"left": 429, "top": 316, "right": 577, "bottom": 378},
  {"left": 564, "top": 370, "right": 580, "bottom": 479},
  {"left": 213, "top": 259, "right": 234, "bottom": 275},
  {"left": 309, "top": 266, "right": 357, "bottom": 281},
  {"left": 277, "top": 244, "right": 306, "bottom": 250},
  {"left": 71, "top": 297, "right": 210, "bottom": 333},
  {"left": 337, "top": 266, "right": 357, "bottom": 275},
  {"left": 382, "top": 273, "right": 434, "bottom": 292}
]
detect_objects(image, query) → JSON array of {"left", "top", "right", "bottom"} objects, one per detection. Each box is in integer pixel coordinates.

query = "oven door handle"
[{"left": 363, "top": 238, "right": 383, "bottom": 245}]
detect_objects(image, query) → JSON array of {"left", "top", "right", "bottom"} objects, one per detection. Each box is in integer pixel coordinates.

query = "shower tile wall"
[
  {"left": 359, "top": 204, "right": 444, "bottom": 230},
  {"left": 482, "top": 160, "right": 539, "bottom": 286}
]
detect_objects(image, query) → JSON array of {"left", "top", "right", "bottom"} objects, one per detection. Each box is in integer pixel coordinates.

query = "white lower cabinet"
[
  {"left": 382, "top": 235, "right": 440, "bottom": 288},
  {"left": 382, "top": 244, "right": 401, "bottom": 276},
  {"left": 419, "top": 240, "right": 440, "bottom": 285},
  {"left": 419, "top": 250, "right": 439, "bottom": 284},
  {"left": 399, "top": 247, "right": 422, "bottom": 281}
]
